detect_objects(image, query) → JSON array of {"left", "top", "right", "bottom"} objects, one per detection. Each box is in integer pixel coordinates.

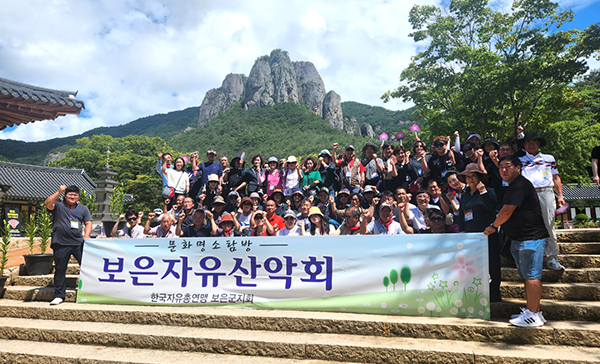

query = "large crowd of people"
[{"left": 99, "top": 129, "right": 567, "bottom": 327}]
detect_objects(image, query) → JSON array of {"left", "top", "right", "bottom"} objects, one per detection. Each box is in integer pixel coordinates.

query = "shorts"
[{"left": 510, "top": 238, "right": 548, "bottom": 280}]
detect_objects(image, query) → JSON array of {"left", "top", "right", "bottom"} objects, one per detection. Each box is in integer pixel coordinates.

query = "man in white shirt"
[
  {"left": 111, "top": 210, "right": 145, "bottom": 238},
  {"left": 407, "top": 189, "right": 440, "bottom": 231},
  {"left": 277, "top": 210, "right": 305, "bottom": 236},
  {"left": 518, "top": 132, "right": 565, "bottom": 271}
]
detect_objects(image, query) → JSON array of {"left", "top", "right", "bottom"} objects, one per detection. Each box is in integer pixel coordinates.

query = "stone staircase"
[{"left": 0, "top": 230, "right": 599, "bottom": 363}]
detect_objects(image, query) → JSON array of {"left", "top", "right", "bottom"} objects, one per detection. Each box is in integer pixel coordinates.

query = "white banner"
[{"left": 77, "top": 234, "right": 490, "bottom": 319}]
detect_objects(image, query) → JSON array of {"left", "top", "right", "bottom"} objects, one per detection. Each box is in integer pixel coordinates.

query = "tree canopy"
[
  {"left": 51, "top": 135, "right": 180, "bottom": 213},
  {"left": 383, "top": 0, "right": 600, "bottom": 139}
]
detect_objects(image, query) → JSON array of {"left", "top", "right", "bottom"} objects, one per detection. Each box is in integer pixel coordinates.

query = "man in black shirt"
[
  {"left": 45, "top": 185, "right": 93, "bottom": 306},
  {"left": 485, "top": 155, "right": 549, "bottom": 328}
]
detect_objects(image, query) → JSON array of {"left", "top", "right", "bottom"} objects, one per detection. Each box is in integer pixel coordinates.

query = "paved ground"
[{"left": 6, "top": 246, "right": 43, "bottom": 269}]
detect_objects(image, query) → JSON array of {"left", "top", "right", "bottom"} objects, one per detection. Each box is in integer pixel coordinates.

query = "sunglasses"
[
  {"left": 126, "top": 217, "right": 137, "bottom": 222},
  {"left": 429, "top": 216, "right": 444, "bottom": 222},
  {"left": 255, "top": 216, "right": 264, "bottom": 220},
  {"left": 284, "top": 217, "right": 296, "bottom": 221}
]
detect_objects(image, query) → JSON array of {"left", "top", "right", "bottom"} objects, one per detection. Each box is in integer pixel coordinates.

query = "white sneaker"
[
  {"left": 50, "top": 297, "right": 63, "bottom": 306},
  {"left": 511, "top": 308, "right": 547, "bottom": 323},
  {"left": 546, "top": 257, "right": 565, "bottom": 271},
  {"left": 509, "top": 308, "right": 544, "bottom": 327}
]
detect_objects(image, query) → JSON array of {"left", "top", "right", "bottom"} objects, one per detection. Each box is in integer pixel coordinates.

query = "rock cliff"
[
  {"left": 198, "top": 74, "right": 245, "bottom": 127},
  {"left": 197, "top": 49, "right": 343, "bottom": 129}
]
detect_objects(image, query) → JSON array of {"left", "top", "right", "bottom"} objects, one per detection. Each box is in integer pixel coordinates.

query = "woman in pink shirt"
[{"left": 265, "top": 156, "right": 283, "bottom": 196}]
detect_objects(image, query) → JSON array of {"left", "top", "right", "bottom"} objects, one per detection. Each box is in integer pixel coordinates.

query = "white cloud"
[{"left": 1, "top": 0, "right": 596, "bottom": 142}]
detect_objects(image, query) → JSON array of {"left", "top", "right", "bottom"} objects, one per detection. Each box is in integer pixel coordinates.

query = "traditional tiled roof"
[
  {"left": 0, "top": 161, "right": 96, "bottom": 202},
  {"left": 0, "top": 77, "right": 85, "bottom": 130},
  {"left": 563, "top": 183, "right": 600, "bottom": 202}
]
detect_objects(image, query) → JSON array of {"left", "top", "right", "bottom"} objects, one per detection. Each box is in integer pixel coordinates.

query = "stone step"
[
  {"left": 502, "top": 267, "right": 600, "bottom": 283},
  {"left": 560, "top": 242, "right": 600, "bottom": 254},
  {"left": 11, "top": 274, "right": 79, "bottom": 288},
  {"left": 492, "top": 297, "right": 600, "bottom": 322},
  {"left": 3, "top": 286, "right": 77, "bottom": 302},
  {"left": 501, "top": 281, "right": 600, "bottom": 301},
  {"left": 501, "top": 255, "right": 600, "bottom": 268},
  {"left": 66, "top": 264, "right": 79, "bottom": 275},
  {"left": 0, "top": 315, "right": 599, "bottom": 363},
  {"left": 2, "top": 300, "right": 600, "bottom": 345},
  {"left": 557, "top": 229, "right": 600, "bottom": 242},
  {"left": 0, "top": 339, "right": 350, "bottom": 364}
]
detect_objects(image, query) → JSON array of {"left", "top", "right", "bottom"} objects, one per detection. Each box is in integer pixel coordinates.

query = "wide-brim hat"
[
  {"left": 219, "top": 213, "right": 233, "bottom": 224},
  {"left": 240, "top": 197, "right": 253, "bottom": 206},
  {"left": 287, "top": 156, "right": 297, "bottom": 163},
  {"left": 268, "top": 156, "right": 278, "bottom": 163},
  {"left": 208, "top": 174, "right": 219, "bottom": 182},
  {"left": 213, "top": 196, "right": 226, "bottom": 205},
  {"left": 517, "top": 132, "right": 547, "bottom": 148},
  {"left": 308, "top": 206, "right": 324, "bottom": 217},
  {"left": 362, "top": 142, "right": 379, "bottom": 153},
  {"left": 458, "top": 163, "right": 487, "bottom": 183}
]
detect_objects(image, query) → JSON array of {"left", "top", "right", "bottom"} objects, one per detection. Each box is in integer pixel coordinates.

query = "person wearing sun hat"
[
  {"left": 517, "top": 131, "right": 565, "bottom": 271},
  {"left": 283, "top": 155, "right": 302, "bottom": 197},
  {"left": 307, "top": 206, "right": 333, "bottom": 235}
]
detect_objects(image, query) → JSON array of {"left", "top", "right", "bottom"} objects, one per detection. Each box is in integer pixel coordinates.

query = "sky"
[{"left": 0, "top": 0, "right": 599, "bottom": 143}]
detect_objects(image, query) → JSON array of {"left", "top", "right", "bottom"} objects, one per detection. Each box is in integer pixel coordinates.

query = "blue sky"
[{"left": 0, "top": 0, "right": 598, "bottom": 142}]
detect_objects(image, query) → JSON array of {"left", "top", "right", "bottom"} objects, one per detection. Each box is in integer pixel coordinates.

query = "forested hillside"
[{"left": 169, "top": 102, "right": 374, "bottom": 158}]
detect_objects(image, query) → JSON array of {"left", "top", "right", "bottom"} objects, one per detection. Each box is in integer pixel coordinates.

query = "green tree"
[
  {"left": 400, "top": 265, "right": 412, "bottom": 292},
  {"left": 52, "top": 134, "right": 180, "bottom": 212},
  {"left": 383, "top": 276, "right": 390, "bottom": 292},
  {"left": 383, "top": 0, "right": 600, "bottom": 141},
  {"left": 389, "top": 269, "right": 399, "bottom": 292}
]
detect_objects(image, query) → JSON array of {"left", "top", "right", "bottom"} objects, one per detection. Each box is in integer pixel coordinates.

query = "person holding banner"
[
  {"left": 484, "top": 154, "right": 549, "bottom": 328},
  {"left": 457, "top": 164, "right": 501, "bottom": 302},
  {"left": 45, "top": 185, "right": 93, "bottom": 305}
]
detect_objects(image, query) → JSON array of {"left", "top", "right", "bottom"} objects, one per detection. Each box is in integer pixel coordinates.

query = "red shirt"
[{"left": 267, "top": 213, "right": 285, "bottom": 230}]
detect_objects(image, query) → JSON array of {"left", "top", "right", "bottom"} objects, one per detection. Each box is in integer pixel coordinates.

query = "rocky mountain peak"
[{"left": 197, "top": 49, "right": 344, "bottom": 131}]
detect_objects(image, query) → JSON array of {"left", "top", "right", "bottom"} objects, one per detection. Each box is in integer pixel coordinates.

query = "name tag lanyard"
[{"left": 67, "top": 205, "right": 80, "bottom": 229}]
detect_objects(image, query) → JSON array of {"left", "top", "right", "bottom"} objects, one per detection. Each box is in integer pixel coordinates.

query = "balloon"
[
  {"left": 379, "top": 133, "right": 388, "bottom": 141},
  {"left": 181, "top": 155, "right": 189, "bottom": 163}
]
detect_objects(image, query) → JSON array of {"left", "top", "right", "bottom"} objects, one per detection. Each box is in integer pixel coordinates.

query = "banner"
[
  {"left": 77, "top": 234, "right": 490, "bottom": 319},
  {"left": 4, "top": 205, "right": 21, "bottom": 236}
]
